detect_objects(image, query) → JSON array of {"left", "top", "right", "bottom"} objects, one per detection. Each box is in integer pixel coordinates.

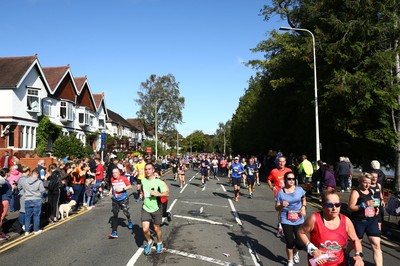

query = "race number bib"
[
  {"left": 365, "top": 207, "right": 376, "bottom": 217},
  {"left": 287, "top": 210, "right": 301, "bottom": 221}
]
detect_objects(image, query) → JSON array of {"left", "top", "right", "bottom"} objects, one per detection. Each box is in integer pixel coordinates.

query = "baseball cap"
[{"left": 234, "top": 157, "right": 239, "bottom": 160}]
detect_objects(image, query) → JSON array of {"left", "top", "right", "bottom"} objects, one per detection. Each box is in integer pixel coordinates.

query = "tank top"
[
  {"left": 352, "top": 188, "right": 376, "bottom": 221},
  {"left": 309, "top": 212, "right": 347, "bottom": 266}
]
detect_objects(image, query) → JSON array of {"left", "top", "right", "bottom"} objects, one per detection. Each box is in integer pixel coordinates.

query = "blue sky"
[{"left": 1, "top": 0, "right": 282, "bottom": 137}]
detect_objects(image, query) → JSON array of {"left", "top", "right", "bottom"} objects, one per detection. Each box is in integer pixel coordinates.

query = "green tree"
[
  {"left": 52, "top": 135, "right": 87, "bottom": 159},
  {"left": 135, "top": 74, "right": 185, "bottom": 136},
  {"left": 36, "top": 116, "right": 62, "bottom": 156},
  {"left": 186, "top": 130, "right": 207, "bottom": 152}
]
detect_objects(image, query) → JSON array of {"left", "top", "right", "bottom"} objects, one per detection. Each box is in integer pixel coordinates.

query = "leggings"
[
  {"left": 281, "top": 223, "right": 305, "bottom": 250},
  {"left": 111, "top": 198, "right": 131, "bottom": 232}
]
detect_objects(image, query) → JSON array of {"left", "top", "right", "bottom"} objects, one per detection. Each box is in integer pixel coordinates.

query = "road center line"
[
  {"left": 246, "top": 241, "right": 261, "bottom": 266},
  {"left": 180, "top": 183, "right": 188, "bottom": 193},
  {"left": 164, "top": 248, "right": 240, "bottom": 266},
  {"left": 228, "top": 199, "right": 242, "bottom": 226},
  {"left": 189, "top": 172, "right": 199, "bottom": 182},
  {"left": 173, "top": 215, "right": 233, "bottom": 227},
  {"left": 126, "top": 247, "right": 144, "bottom": 266},
  {"left": 220, "top": 184, "right": 227, "bottom": 192}
]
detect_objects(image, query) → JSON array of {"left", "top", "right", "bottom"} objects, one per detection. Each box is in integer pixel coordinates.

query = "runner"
[
  {"left": 268, "top": 156, "right": 292, "bottom": 238},
  {"left": 134, "top": 156, "right": 146, "bottom": 202},
  {"left": 229, "top": 157, "right": 245, "bottom": 202},
  {"left": 245, "top": 157, "right": 258, "bottom": 198},
  {"left": 172, "top": 157, "right": 179, "bottom": 181},
  {"left": 141, "top": 163, "right": 169, "bottom": 255},
  {"left": 255, "top": 156, "right": 261, "bottom": 186},
  {"left": 200, "top": 155, "right": 210, "bottom": 189},
  {"left": 108, "top": 168, "right": 133, "bottom": 239},
  {"left": 178, "top": 158, "right": 186, "bottom": 188},
  {"left": 211, "top": 156, "right": 219, "bottom": 180}
]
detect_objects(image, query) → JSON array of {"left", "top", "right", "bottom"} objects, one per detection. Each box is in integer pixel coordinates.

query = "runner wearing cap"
[{"left": 229, "top": 157, "right": 245, "bottom": 202}]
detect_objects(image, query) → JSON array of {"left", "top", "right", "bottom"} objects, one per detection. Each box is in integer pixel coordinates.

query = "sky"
[{"left": 0, "top": 0, "right": 283, "bottom": 137}]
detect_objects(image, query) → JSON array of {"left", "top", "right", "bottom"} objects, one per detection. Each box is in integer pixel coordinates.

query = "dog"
[{"left": 58, "top": 200, "right": 76, "bottom": 220}]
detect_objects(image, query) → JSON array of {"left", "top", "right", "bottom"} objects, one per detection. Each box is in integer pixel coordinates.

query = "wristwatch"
[{"left": 354, "top": 252, "right": 364, "bottom": 258}]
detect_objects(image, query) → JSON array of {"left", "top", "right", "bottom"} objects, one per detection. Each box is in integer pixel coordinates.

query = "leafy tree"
[
  {"left": 186, "top": 130, "right": 207, "bottom": 152},
  {"left": 36, "top": 115, "right": 62, "bottom": 156},
  {"left": 52, "top": 135, "right": 87, "bottom": 159},
  {"left": 238, "top": 0, "right": 400, "bottom": 190},
  {"left": 135, "top": 74, "right": 185, "bottom": 136}
]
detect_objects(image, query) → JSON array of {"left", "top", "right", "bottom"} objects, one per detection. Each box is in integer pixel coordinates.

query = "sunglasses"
[
  {"left": 324, "top": 202, "right": 342, "bottom": 208},
  {"left": 286, "top": 178, "right": 295, "bottom": 181}
]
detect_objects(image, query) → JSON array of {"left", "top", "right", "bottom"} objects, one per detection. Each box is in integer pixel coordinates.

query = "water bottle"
[
  {"left": 309, "top": 254, "right": 329, "bottom": 266},
  {"left": 40, "top": 168, "right": 45, "bottom": 180}
]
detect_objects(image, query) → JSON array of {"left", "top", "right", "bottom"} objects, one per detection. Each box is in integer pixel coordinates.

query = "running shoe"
[
  {"left": 293, "top": 252, "right": 300, "bottom": 264},
  {"left": 156, "top": 242, "right": 163, "bottom": 254},
  {"left": 287, "top": 261, "right": 294, "bottom": 266},
  {"left": 108, "top": 231, "right": 118, "bottom": 239},
  {"left": 167, "top": 212, "right": 172, "bottom": 222},
  {"left": 127, "top": 220, "right": 133, "bottom": 230},
  {"left": 34, "top": 230, "right": 43, "bottom": 235},
  {"left": 136, "top": 197, "right": 141, "bottom": 203},
  {"left": 0, "top": 232, "right": 9, "bottom": 240},
  {"left": 144, "top": 241, "right": 154, "bottom": 255}
]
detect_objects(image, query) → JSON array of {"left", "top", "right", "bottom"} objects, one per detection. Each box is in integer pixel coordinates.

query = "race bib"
[
  {"left": 249, "top": 168, "right": 253, "bottom": 176},
  {"left": 287, "top": 210, "right": 301, "bottom": 221},
  {"left": 373, "top": 199, "right": 381, "bottom": 207},
  {"left": 365, "top": 207, "right": 376, "bottom": 217}
]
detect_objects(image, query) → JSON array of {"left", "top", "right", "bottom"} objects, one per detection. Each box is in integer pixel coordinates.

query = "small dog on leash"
[{"left": 58, "top": 200, "right": 76, "bottom": 220}]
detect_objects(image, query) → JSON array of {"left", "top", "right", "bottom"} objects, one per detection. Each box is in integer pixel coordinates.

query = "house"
[{"left": 0, "top": 54, "right": 142, "bottom": 156}]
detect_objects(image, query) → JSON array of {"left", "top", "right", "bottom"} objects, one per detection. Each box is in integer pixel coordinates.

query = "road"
[{"left": 1, "top": 168, "right": 399, "bottom": 265}]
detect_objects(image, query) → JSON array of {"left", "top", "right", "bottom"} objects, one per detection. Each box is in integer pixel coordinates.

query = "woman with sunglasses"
[
  {"left": 347, "top": 173, "right": 382, "bottom": 266},
  {"left": 298, "top": 190, "right": 363, "bottom": 266},
  {"left": 275, "top": 172, "right": 306, "bottom": 266}
]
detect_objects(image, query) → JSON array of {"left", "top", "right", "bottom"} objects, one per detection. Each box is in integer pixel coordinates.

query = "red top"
[
  {"left": 309, "top": 212, "right": 347, "bottom": 266},
  {"left": 95, "top": 163, "right": 104, "bottom": 181},
  {"left": 268, "top": 167, "right": 291, "bottom": 196}
]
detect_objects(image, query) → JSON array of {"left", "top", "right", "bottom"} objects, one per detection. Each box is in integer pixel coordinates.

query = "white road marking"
[
  {"left": 200, "top": 207, "right": 203, "bottom": 214},
  {"left": 126, "top": 247, "right": 144, "bottom": 266},
  {"left": 189, "top": 172, "right": 200, "bottom": 182},
  {"left": 220, "top": 184, "right": 227, "bottom": 192},
  {"left": 180, "top": 200, "right": 228, "bottom": 208},
  {"left": 228, "top": 199, "right": 242, "bottom": 226},
  {"left": 173, "top": 215, "right": 233, "bottom": 227},
  {"left": 180, "top": 184, "right": 188, "bottom": 193},
  {"left": 164, "top": 248, "right": 241, "bottom": 266},
  {"left": 167, "top": 199, "right": 177, "bottom": 213},
  {"left": 246, "top": 241, "right": 261, "bottom": 266}
]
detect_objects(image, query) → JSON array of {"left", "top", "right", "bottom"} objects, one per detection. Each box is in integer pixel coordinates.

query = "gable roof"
[
  {"left": 0, "top": 55, "right": 51, "bottom": 91},
  {"left": 107, "top": 109, "right": 133, "bottom": 129},
  {"left": 74, "top": 77, "right": 87, "bottom": 93},
  {"left": 127, "top": 118, "right": 144, "bottom": 131},
  {"left": 42, "top": 66, "right": 72, "bottom": 93},
  {"left": 93, "top": 93, "right": 108, "bottom": 119}
]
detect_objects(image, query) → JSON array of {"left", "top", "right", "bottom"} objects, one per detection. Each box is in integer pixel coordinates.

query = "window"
[
  {"left": 99, "top": 119, "right": 105, "bottom": 129},
  {"left": 78, "top": 110, "right": 90, "bottom": 126},
  {"left": 60, "top": 101, "right": 73, "bottom": 121},
  {"left": 43, "top": 100, "right": 52, "bottom": 116},
  {"left": 27, "top": 89, "right": 40, "bottom": 112}
]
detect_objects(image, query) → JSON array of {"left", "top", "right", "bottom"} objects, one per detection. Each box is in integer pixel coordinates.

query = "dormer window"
[{"left": 27, "top": 89, "right": 40, "bottom": 112}]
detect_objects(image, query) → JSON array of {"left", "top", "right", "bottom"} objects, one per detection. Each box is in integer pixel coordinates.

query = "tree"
[
  {"left": 52, "top": 135, "right": 87, "bottom": 159},
  {"left": 186, "top": 130, "right": 207, "bottom": 152},
  {"left": 135, "top": 74, "right": 185, "bottom": 135},
  {"left": 244, "top": 0, "right": 400, "bottom": 190},
  {"left": 36, "top": 115, "right": 62, "bottom": 156}
]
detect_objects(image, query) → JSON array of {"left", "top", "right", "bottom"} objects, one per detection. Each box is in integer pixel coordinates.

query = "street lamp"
[
  {"left": 279, "top": 26, "right": 320, "bottom": 161},
  {"left": 155, "top": 98, "right": 166, "bottom": 160}
]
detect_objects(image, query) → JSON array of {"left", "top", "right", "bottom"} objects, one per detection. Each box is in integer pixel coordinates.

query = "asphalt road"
[{"left": 1, "top": 169, "right": 399, "bottom": 265}]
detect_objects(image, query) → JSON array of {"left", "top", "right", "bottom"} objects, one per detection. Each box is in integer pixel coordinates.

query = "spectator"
[
  {"left": 22, "top": 169, "right": 45, "bottom": 235},
  {"left": 7, "top": 164, "right": 22, "bottom": 212},
  {"left": 370, "top": 160, "right": 386, "bottom": 188},
  {"left": 17, "top": 166, "right": 30, "bottom": 233},
  {"left": 0, "top": 169, "right": 12, "bottom": 240},
  {"left": 0, "top": 151, "right": 13, "bottom": 173},
  {"left": 336, "top": 156, "right": 351, "bottom": 192}
]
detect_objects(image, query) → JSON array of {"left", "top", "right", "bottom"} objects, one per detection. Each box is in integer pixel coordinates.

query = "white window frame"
[
  {"left": 27, "top": 89, "right": 40, "bottom": 112},
  {"left": 60, "top": 101, "right": 74, "bottom": 121}
]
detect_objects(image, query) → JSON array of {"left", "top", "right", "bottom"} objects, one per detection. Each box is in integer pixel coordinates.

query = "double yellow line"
[{"left": 0, "top": 209, "right": 89, "bottom": 253}]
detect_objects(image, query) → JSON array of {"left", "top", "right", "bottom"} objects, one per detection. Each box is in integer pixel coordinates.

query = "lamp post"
[
  {"left": 279, "top": 26, "right": 320, "bottom": 161},
  {"left": 155, "top": 98, "right": 166, "bottom": 160},
  {"left": 223, "top": 126, "right": 226, "bottom": 155}
]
